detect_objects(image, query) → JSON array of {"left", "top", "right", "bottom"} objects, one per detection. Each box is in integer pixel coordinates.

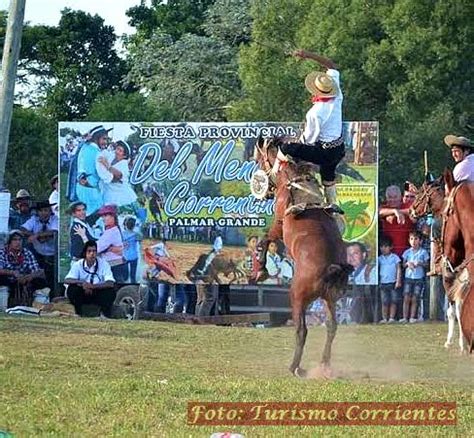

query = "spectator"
[
  {"left": 378, "top": 236, "right": 402, "bottom": 323},
  {"left": 400, "top": 231, "right": 430, "bottom": 323},
  {"left": 69, "top": 201, "right": 95, "bottom": 260},
  {"left": 0, "top": 230, "right": 48, "bottom": 307},
  {"left": 8, "top": 189, "right": 33, "bottom": 231},
  {"left": 379, "top": 185, "right": 416, "bottom": 256},
  {"left": 20, "top": 200, "right": 58, "bottom": 294},
  {"left": 49, "top": 175, "right": 59, "bottom": 215},
  {"left": 65, "top": 240, "right": 116, "bottom": 318},
  {"left": 122, "top": 216, "right": 141, "bottom": 283}
]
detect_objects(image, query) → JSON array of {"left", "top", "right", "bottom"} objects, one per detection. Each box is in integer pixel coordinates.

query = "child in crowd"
[
  {"left": 378, "top": 236, "right": 402, "bottom": 323},
  {"left": 401, "top": 231, "right": 430, "bottom": 323}
]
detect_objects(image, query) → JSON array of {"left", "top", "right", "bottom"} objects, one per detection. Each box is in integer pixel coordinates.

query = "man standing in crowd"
[
  {"left": 379, "top": 185, "right": 416, "bottom": 256},
  {"left": 20, "top": 201, "right": 58, "bottom": 294},
  {"left": 65, "top": 240, "right": 116, "bottom": 318},
  {"left": 9, "top": 189, "right": 33, "bottom": 231}
]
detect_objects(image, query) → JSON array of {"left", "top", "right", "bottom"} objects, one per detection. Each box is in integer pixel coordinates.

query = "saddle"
[{"left": 283, "top": 172, "right": 325, "bottom": 216}]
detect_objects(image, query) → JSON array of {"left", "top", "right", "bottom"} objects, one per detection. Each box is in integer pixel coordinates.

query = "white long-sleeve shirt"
[{"left": 453, "top": 154, "right": 474, "bottom": 183}]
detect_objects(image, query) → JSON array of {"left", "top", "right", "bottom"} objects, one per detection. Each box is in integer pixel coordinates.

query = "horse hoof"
[
  {"left": 444, "top": 342, "right": 453, "bottom": 349},
  {"left": 293, "top": 367, "right": 307, "bottom": 378}
]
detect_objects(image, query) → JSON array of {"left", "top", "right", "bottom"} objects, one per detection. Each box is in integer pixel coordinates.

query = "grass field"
[{"left": 0, "top": 317, "right": 473, "bottom": 437}]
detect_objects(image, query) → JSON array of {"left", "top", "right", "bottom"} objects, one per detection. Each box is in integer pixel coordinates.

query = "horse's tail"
[{"left": 323, "top": 263, "right": 353, "bottom": 290}]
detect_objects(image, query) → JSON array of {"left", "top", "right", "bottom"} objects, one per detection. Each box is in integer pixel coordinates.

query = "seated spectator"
[
  {"left": 378, "top": 236, "right": 402, "bottom": 323},
  {"left": 400, "top": 231, "right": 429, "bottom": 323},
  {"left": 64, "top": 240, "right": 116, "bottom": 317},
  {"left": 21, "top": 200, "right": 58, "bottom": 293},
  {"left": 0, "top": 230, "right": 48, "bottom": 307}
]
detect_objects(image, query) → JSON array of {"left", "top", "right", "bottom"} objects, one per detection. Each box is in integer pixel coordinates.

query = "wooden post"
[
  {"left": 424, "top": 150, "right": 429, "bottom": 175},
  {"left": 0, "top": 0, "right": 26, "bottom": 187}
]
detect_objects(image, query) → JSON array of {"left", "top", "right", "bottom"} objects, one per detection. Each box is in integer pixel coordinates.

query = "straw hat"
[
  {"left": 15, "top": 189, "right": 31, "bottom": 200},
  {"left": 305, "top": 71, "right": 337, "bottom": 98},
  {"left": 444, "top": 135, "right": 473, "bottom": 149}
]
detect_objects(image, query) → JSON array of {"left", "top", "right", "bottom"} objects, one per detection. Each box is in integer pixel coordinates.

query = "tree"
[
  {"left": 1, "top": 8, "right": 128, "bottom": 119},
  {"left": 126, "top": 32, "right": 241, "bottom": 121},
  {"left": 126, "top": 0, "right": 215, "bottom": 40},
  {"left": 85, "top": 91, "right": 172, "bottom": 122},
  {"left": 5, "top": 106, "right": 56, "bottom": 197}
]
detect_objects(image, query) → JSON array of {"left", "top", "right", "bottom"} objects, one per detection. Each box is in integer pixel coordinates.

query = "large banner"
[{"left": 58, "top": 122, "right": 378, "bottom": 285}]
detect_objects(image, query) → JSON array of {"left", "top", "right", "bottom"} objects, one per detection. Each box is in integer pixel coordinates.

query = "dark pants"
[
  {"left": 280, "top": 141, "right": 345, "bottom": 182},
  {"left": 0, "top": 275, "right": 47, "bottom": 307},
  {"left": 67, "top": 284, "right": 116, "bottom": 317},
  {"left": 34, "top": 253, "right": 56, "bottom": 297}
]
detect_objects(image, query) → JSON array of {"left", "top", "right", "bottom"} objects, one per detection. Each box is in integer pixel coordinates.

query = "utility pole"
[{"left": 0, "top": 0, "right": 26, "bottom": 187}]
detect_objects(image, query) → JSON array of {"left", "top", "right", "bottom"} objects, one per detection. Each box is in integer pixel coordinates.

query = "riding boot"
[{"left": 323, "top": 182, "right": 345, "bottom": 234}]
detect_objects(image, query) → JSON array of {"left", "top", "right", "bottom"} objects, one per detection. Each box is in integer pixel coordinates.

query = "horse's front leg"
[
  {"left": 289, "top": 291, "right": 308, "bottom": 378},
  {"left": 321, "top": 299, "right": 337, "bottom": 369},
  {"left": 445, "top": 302, "right": 456, "bottom": 348}
]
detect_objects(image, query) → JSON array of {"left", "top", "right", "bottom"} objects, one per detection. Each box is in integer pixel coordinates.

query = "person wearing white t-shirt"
[
  {"left": 65, "top": 240, "right": 116, "bottom": 317},
  {"left": 378, "top": 236, "right": 402, "bottom": 324},
  {"left": 274, "top": 49, "right": 346, "bottom": 211}
]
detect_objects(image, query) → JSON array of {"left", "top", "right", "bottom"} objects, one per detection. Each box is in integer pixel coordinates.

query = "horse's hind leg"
[
  {"left": 321, "top": 299, "right": 337, "bottom": 368},
  {"left": 455, "top": 300, "right": 468, "bottom": 353},
  {"left": 289, "top": 298, "right": 308, "bottom": 378}
]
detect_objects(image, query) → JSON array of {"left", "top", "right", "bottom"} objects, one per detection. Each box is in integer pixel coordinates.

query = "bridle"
[{"left": 410, "top": 182, "right": 443, "bottom": 218}]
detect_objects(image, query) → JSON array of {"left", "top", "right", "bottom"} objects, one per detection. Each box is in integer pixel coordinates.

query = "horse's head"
[{"left": 410, "top": 177, "right": 445, "bottom": 219}]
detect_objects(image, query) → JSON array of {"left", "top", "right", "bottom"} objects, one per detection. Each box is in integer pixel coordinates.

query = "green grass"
[{"left": 0, "top": 317, "right": 472, "bottom": 437}]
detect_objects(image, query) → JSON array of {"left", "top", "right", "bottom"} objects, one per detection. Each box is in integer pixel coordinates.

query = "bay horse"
[
  {"left": 410, "top": 169, "right": 474, "bottom": 353},
  {"left": 254, "top": 137, "right": 353, "bottom": 377}
]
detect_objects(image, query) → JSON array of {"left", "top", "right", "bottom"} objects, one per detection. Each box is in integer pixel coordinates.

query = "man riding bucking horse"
[{"left": 273, "top": 49, "right": 346, "bottom": 213}]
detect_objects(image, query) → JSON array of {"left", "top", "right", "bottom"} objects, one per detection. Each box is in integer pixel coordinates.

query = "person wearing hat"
[
  {"left": 0, "top": 230, "right": 48, "bottom": 307},
  {"left": 8, "top": 189, "right": 33, "bottom": 231},
  {"left": 76, "top": 125, "right": 111, "bottom": 216},
  {"left": 20, "top": 201, "right": 58, "bottom": 293},
  {"left": 97, "top": 140, "right": 138, "bottom": 207},
  {"left": 48, "top": 175, "right": 59, "bottom": 215},
  {"left": 273, "top": 49, "right": 346, "bottom": 211},
  {"left": 68, "top": 201, "right": 95, "bottom": 260},
  {"left": 444, "top": 135, "right": 474, "bottom": 183}
]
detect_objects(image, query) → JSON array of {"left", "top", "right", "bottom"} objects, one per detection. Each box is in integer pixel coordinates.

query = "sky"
[{"left": 0, "top": 0, "right": 143, "bottom": 35}]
